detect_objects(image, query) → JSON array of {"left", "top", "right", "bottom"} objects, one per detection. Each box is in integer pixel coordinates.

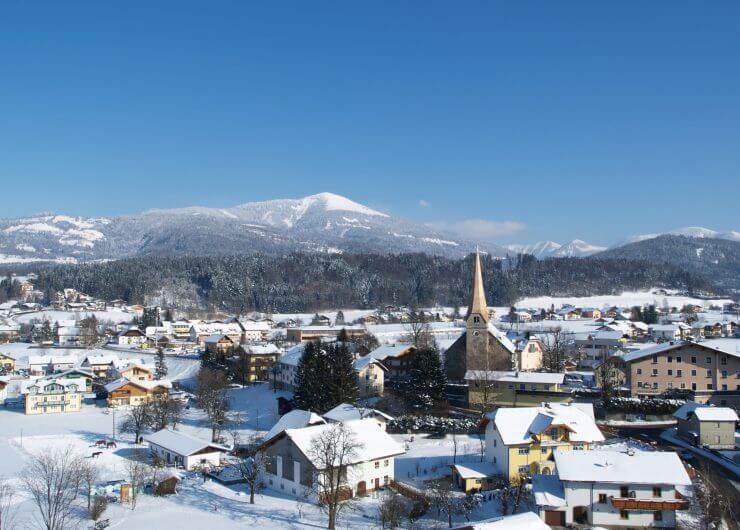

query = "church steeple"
[{"left": 466, "top": 248, "right": 489, "bottom": 322}]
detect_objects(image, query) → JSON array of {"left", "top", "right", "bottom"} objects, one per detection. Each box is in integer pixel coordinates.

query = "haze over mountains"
[{"left": 0, "top": 193, "right": 737, "bottom": 273}]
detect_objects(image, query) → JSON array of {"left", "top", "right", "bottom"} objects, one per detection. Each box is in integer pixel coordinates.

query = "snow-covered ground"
[{"left": 12, "top": 309, "right": 135, "bottom": 325}]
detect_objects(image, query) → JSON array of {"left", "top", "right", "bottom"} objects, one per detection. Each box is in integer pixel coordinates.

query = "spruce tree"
[
  {"left": 407, "top": 348, "right": 447, "bottom": 407},
  {"left": 155, "top": 348, "right": 168, "bottom": 379},
  {"left": 328, "top": 342, "right": 358, "bottom": 407},
  {"left": 293, "top": 341, "right": 328, "bottom": 411}
]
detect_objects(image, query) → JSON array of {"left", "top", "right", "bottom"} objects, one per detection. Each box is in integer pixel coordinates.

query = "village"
[{"left": 0, "top": 255, "right": 737, "bottom": 530}]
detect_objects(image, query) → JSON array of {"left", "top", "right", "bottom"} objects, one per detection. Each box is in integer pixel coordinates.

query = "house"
[
  {"left": 51, "top": 368, "right": 94, "bottom": 393},
  {"left": 450, "top": 512, "right": 552, "bottom": 530},
  {"left": 0, "top": 353, "right": 16, "bottom": 373},
  {"left": 270, "top": 344, "right": 305, "bottom": 391},
  {"left": 620, "top": 339, "right": 740, "bottom": 407},
  {"left": 190, "top": 323, "right": 243, "bottom": 346},
  {"left": 263, "top": 409, "right": 327, "bottom": 444},
  {"left": 482, "top": 403, "right": 604, "bottom": 482},
  {"left": 557, "top": 306, "right": 581, "bottom": 320},
  {"left": 104, "top": 378, "right": 171, "bottom": 407},
  {"left": 114, "top": 362, "right": 154, "bottom": 382},
  {"left": 205, "top": 334, "right": 236, "bottom": 356},
  {"left": 27, "top": 355, "right": 52, "bottom": 376},
  {"left": 171, "top": 320, "right": 193, "bottom": 340},
  {"left": 23, "top": 377, "right": 85, "bottom": 415},
  {"left": 259, "top": 418, "right": 404, "bottom": 499},
  {"left": 145, "top": 429, "right": 229, "bottom": 470},
  {"left": 366, "top": 344, "right": 417, "bottom": 380},
  {"left": 580, "top": 308, "right": 601, "bottom": 319},
  {"left": 466, "top": 371, "right": 571, "bottom": 408},
  {"left": 533, "top": 450, "right": 691, "bottom": 528},
  {"left": 50, "top": 355, "right": 78, "bottom": 373},
  {"left": 229, "top": 344, "right": 279, "bottom": 384},
  {"left": 573, "top": 331, "right": 628, "bottom": 369},
  {"left": 505, "top": 332, "right": 545, "bottom": 371},
  {"left": 117, "top": 327, "right": 147, "bottom": 346},
  {"left": 286, "top": 325, "right": 366, "bottom": 343},
  {"left": 323, "top": 403, "right": 393, "bottom": 431},
  {"left": 81, "top": 354, "right": 119, "bottom": 378},
  {"left": 673, "top": 401, "right": 738, "bottom": 449},
  {"left": 0, "top": 322, "right": 20, "bottom": 343},
  {"left": 649, "top": 325, "right": 683, "bottom": 341},
  {"left": 57, "top": 326, "right": 82, "bottom": 346},
  {"left": 354, "top": 356, "right": 386, "bottom": 398},
  {"left": 240, "top": 320, "right": 272, "bottom": 342}
]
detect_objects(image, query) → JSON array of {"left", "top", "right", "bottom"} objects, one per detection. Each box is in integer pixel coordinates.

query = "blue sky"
[{"left": 1, "top": 1, "right": 738, "bottom": 245}]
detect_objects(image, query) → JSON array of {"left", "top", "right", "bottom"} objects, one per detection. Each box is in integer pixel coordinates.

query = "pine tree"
[
  {"left": 155, "top": 348, "right": 168, "bottom": 379},
  {"left": 328, "top": 342, "right": 358, "bottom": 406},
  {"left": 293, "top": 341, "right": 330, "bottom": 411},
  {"left": 406, "top": 347, "right": 447, "bottom": 408}
]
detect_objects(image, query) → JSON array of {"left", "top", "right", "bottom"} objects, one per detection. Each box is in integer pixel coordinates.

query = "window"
[
  {"left": 691, "top": 370, "right": 697, "bottom": 376},
  {"left": 721, "top": 356, "right": 727, "bottom": 365},
  {"left": 680, "top": 383, "right": 686, "bottom": 389},
  {"left": 620, "top": 486, "right": 629, "bottom": 497},
  {"left": 654, "top": 511, "right": 663, "bottom": 522},
  {"left": 691, "top": 356, "right": 697, "bottom": 363},
  {"left": 652, "top": 355, "right": 658, "bottom": 364},
  {"left": 653, "top": 382, "right": 658, "bottom": 389},
  {"left": 374, "top": 461, "right": 380, "bottom": 469},
  {"left": 653, "top": 486, "right": 662, "bottom": 497},
  {"left": 620, "top": 509, "right": 629, "bottom": 520},
  {"left": 518, "top": 465, "right": 529, "bottom": 474},
  {"left": 706, "top": 356, "right": 712, "bottom": 364},
  {"left": 473, "top": 316, "right": 480, "bottom": 323},
  {"left": 636, "top": 368, "right": 642, "bottom": 375},
  {"left": 667, "top": 369, "right": 673, "bottom": 376},
  {"left": 676, "top": 356, "right": 682, "bottom": 363},
  {"left": 637, "top": 382, "right": 643, "bottom": 388},
  {"left": 667, "top": 382, "right": 673, "bottom": 388},
  {"left": 384, "top": 459, "right": 389, "bottom": 467},
  {"left": 518, "top": 448, "right": 529, "bottom": 455},
  {"left": 493, "top": 440, "right": 497, "bottom": 447},
  {"left": 707, "top": 384, "right": 713, "bottom": 390},
  {"left": 677, "top": 369, "right": 682, "bottom": 377},
  {"left": 519, "top": 384, "right": 525, "bottom": 391},
  {"left": 706, "top": 370, "right": 712, "bottom": 378},
  {"left": 722, "top": 384, "right": 728, "bottom": 391},
  {"left": 652, "top": 369, "right": 658, "bottom": 376},
  {"left": 692, "top": 383, "right": 697, "bottom": 390},
  {"left": 598, "top": 493, "right": 607, "bottom": 504},
  {"left": 668, "top": 356, "right": 673, "bottom": 363},
  {"left": 721, "top": 370, "right": 728, "bottom": 378}
]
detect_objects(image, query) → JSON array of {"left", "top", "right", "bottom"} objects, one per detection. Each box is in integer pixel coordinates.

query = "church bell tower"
[{"left": 465, "top": 249, "right": 489, "bottom": 365}]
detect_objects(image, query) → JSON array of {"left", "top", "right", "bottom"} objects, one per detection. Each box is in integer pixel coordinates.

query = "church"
[{"left": 444, "top": 250, "right": 517, "bottom": 382}]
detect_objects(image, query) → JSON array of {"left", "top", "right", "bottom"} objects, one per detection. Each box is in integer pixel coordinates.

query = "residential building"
[
  {"left": 323, "top": 403, "right": 393, "bottom": 431},
  {"left": 81, "top": 354, "right": 119, "bottom": 378},
  {"left": 23, "top": 377, "right": 85, "bottom": 415},
  {"left": 354, "top": 356, "right": 386, "bottom": 398},
  {"left": 366, "top": 344, "right": 417, "bottom": 380},
  {"left": 620, "top": 339, "right": 740, "bottom": 407},
  {"left": 270, "top": 344, "right": 303, "bottom": 392},
  {"left": 466, "top": 371, "right": 571, "bottom": 408},
  {"left": 104, "top": 378, "right": 171, "bottom": 407},
  {"left": 117, "top": 327, "right": 147, "bottom": 346},
  {"left": 450, "top": 462, "right": 500, "bottom": 493},
  {"left": 0, "top": 353, "right": 16, "bottom": 373},
  {"left": 263, "top": 409, "right": 327, "bottom": 444},
  {"left": 482, "top": 403, "right": 604, "bottom": 482},
  {"left": 204, "top": 334, "right": 236, "bottom": 356},
  {"left": 673, "top": 401, "right": 738, "bottom": 449},
  {"left": 145, "top": 429, "right": 229, "bottom": 470},
  {"left": 259, "top": 418, "right": 404, "bottom": 499},
  {"left": 115, "top": 362, "right": 154, "bottom": 382},
  {"left": 573, "top": 331, "right": 628, "bottom": 369},
  {"left": 286, "top": 325, "right": 366, "bottom": 342},
  {"left": 229, "top": 344, "right": 279, "bottom": 383},
  {"left": 505, "top": 332, "right": 545, "bottom": 371},
  {"left": 533, "top": 450, "right": 691, "bottom": 528}
]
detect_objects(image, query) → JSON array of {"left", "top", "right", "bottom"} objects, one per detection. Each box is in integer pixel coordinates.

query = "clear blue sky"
[{"left": 1, "top": 1, "right": 738, "bottom": 245}]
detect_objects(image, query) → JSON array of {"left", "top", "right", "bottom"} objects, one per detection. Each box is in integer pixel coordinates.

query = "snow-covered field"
[{"left": 13, "top": 309, "right": 135, "bottom": 325}]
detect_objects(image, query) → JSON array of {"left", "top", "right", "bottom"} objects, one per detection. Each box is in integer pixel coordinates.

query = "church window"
[{"left": 473, "top": 316, "right": 480, "bottom": 323}]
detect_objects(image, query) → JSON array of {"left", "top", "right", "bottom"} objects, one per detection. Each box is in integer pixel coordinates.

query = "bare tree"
[
  {"left": 125, "top": 451, "right": 150, "bottom": 510},
  {"left": 89, "top": 496, "right": 107, "bottom": 522},
  {"left": 0, "top": 477, "right": 17, "bottom": 530},
  {"left": 227, "top": 411, "right": 245, "bottom": 449},
  {"left": 378, "top": 491, "right": 409, "bottom": 529},
  {"left": 427, "top": 479, "right": 466, "bottom": 528},
  {"left": 405, "top": 310, "right": 433, "bottom": 349},
  {"left": 21, "top": 447, "right": 83, "bottom": 530},
  {"left": 308, "top": 423, "right": 362, "bottom": 529},
  {"left": 542, "top": 327, "right": 568, "bottom": 373},
  {"left": 196, "top": 368, "right": 231, "bottom": 442},
  {"left": 693, "top": 463, "right": 735, "bottom": 530},
  {"left": 148, "top": 397, "right": 183, "bottom": 431},
  {"left": 119, "top": 403, "right": 153, "bottom": 443},
  {"left": 237, "top": 435, "right": 270, "bottom": 504},
  {"left": 78, "top": 459, "right": 101, "bottom": 513}
]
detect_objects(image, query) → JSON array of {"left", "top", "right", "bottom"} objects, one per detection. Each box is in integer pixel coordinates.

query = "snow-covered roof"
[
  {"left": 22, "top": 376, "right": 87, "bottom": 394},
  {"left": 284, "top": 419, "right": 404, "bottom": 468},
  {"left": 104, "top": 377, "right": 171, "bottom": 393},
  {"left": 573, "top": 330, "right": 625, "bottom": 341},
  {"left": 144, "top": 429, "right": 229, "bottom": 456},
  {"left": 353, "top": 356, "right": 386, "bottom": 372},
  {"left": 674, "top": 401, "right": 738, "bottom": 422},
  {"left": 204, "top": 333, "right": 232, "bottom": 343},
  {"left": 243, "top": 344, "right": 279, "bottom": 355},
  {"left": 366, "top": 344, "right": 415, "bottom": 361},
  {"left": 323, "top": 403, "right": 394, "bottom": 423},
  {"left": 554, "top": 450, "right": 691, "bottom": 485},
  {"left": 487, "top": 323, "right": 516, "bottom": 354},
  {"left": 450, "top": 512, "right": 551, "bottom": 530},
  {"left": 450, "top": 462, "right": 498, "bottom": 479},
  {"left": 278, "top": 343, "right": 305, "bottom": 367},
  {"left": 465, "top": 371, "right": 565, "bottom": 385},
  {"left": 263, "top": 409, "right": 326, "bottom": 442},
  {"left": 532, "top": 474, "right": 566, "bottom": 507},
  {"left": 622, "top": 339, "right": 740, "bottom": 363},
  {"left": 485, "top": 403, "right": 603, "bottom": 446},
  {"left": 83, "top": 354, "right": 119, "bottom": 365}
]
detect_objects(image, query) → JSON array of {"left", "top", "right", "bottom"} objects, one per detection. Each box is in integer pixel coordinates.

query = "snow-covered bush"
[
  {"left": 603, "top": 396, "right": 686, "bottom": 414},
  {"left": 387, "top": 415, "right": 477, "bottom": 434}
]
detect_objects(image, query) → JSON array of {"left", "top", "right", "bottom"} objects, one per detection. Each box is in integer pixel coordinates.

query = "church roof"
[{"left": 466, "top": 250, "right": 489, "bottom": 321}]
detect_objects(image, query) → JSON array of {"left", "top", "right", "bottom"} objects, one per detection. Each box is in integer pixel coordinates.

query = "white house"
[
  {"left": 263, "top": 409, "right": 327, "bottom": 444},
  {"left": 533, "top": 450, "right": 691, "bottom": 528},
  {"left": 270, "top": 344, "right": 304, "bottom": 391},
  {"left": 144, "top": 429, "right": 230, "bottom": 470},
  {"left": 260, "top": 418, "right": 404, "bottom": 499},
  {"left": 323, "top": 403, "right": 394, "bottom": 431},
  {"left": 57, "top": 326, "right": 82, "bottom": 346},
  {"left": 117, "top": 327, "right": 147, "bottom": 346}
]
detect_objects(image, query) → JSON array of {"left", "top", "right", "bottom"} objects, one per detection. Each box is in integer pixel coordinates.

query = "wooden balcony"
[{"left": 611, "top": 497, "right": 689, "bottom": 511}]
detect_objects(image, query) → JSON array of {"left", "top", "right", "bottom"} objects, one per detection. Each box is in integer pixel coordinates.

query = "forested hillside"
[{"left": 29, "top": 252, "right": 717, "bottom": 313}]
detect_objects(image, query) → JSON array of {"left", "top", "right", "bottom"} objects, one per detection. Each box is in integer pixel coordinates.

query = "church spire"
[{"left": 467, "top": 247, "right": 489, "bottom": 321}]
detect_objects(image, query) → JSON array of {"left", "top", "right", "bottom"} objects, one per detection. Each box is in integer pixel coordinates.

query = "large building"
[
  {"left": 466, "top": 371, "right": 571, "bottom": 408},
  {"left": 23, "top": 377, "right": 85, "bottom": 415}
]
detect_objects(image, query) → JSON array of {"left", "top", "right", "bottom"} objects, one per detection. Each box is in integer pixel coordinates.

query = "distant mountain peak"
[
  {"left": 506, "top": 239, "right": 605, "bottom": 259},
  {"left": 615, "top": 226, "right": 740, "bottom": 247}
]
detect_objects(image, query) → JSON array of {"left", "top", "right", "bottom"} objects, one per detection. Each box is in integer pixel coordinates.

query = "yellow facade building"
[{"left": 23, "top": 377, "right": 85, "bottom": 415}]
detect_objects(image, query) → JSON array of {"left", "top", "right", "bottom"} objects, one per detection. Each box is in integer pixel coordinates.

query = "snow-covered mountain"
[
  {"left": 506, "top": 239, "right": 606, "bottom": 259},
  {"left": 615, "top": 226, "right": 740, "bottom": 247},
  {"left": 0, "top": 193, "right": 508, "bottom": 263}
]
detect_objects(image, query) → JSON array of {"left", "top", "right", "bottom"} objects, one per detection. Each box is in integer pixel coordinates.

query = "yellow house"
[
  {"left": 0, "top": 353, "right": 15, "bottom": 373},
  {"left": 116, "top": 363, "right": 154, "bottom": 382},
  {"left": 23, "top": 377, "right": 84, "bottom": 415},
  {"left": 450, "top": 462, "right": 500, "bottom": 492},
  {"left": 481, "top": 403, "right": 604, "bottom": 482},
  {"left": 466, "top": 371, "right": 572, "bottom": 408}
]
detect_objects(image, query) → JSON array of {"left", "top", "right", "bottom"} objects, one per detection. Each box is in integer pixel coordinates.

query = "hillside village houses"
[{"left": 533, "top": 450, "right": 691, "bottom": 528}]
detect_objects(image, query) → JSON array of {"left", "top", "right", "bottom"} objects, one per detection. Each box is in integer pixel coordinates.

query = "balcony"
[{"left": 610, "top": 497, "right": 689, "bottom": 511}]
